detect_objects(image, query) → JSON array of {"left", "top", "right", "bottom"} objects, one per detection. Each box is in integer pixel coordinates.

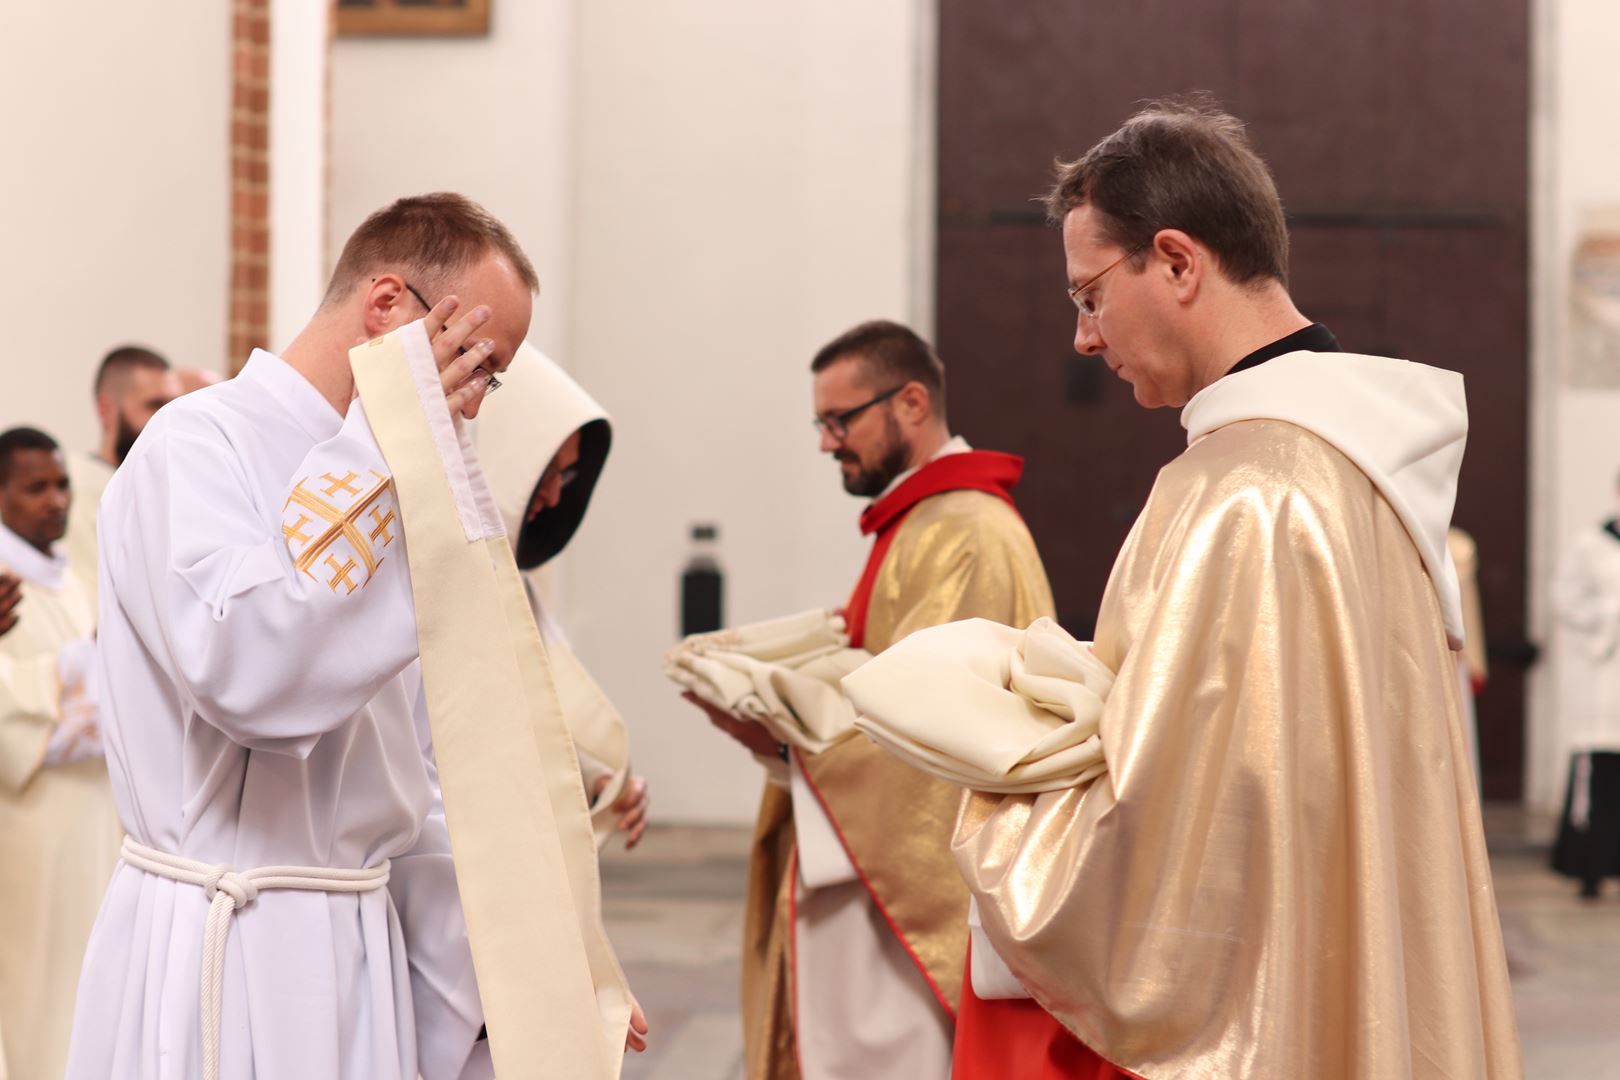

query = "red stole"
[{"left": 843, "top": 450, "right": 1024, "bottom": 649}]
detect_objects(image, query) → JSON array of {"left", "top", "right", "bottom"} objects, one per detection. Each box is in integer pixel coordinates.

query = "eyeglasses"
[
  {"left": 403, "top": 282, "right": 503, "bottom": 395},
  {"left": 1067, "top": 244, "right": 1147, "bottom": 321},
  {"left": 812, "top": 385, "right": 906, "bottom": 441}
]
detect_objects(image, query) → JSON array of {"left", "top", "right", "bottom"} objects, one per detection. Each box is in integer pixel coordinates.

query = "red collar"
[
  {"left": 843, "top": 450, "right": 1026, "bottom": 650},
  {"left": 859, "top": 450, "right": 1025, "bottom": 537}
]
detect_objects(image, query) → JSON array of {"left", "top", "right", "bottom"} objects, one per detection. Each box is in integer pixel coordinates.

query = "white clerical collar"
[
  {"left": 239, "top": 349, "right": 345, "bottom": 442},
  {"left": 0, "top": 520, "right": 68, "bottom": 591},
  {"left": 874, "top": 434, "right": 972, "bottom": 502}
]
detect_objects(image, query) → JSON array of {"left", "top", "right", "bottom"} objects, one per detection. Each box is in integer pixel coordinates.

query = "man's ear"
[
  {"left": 1153, "top": 228, "right": 1204, "bottom": 303},
  {"left": 95, "top": 392, "right": 117, "bottom": 433},
  {"left": 896, "top": 381, "right": 939, "bottom": 430},
  {"left": 360, "top": 275, "right": 411, "bottom": 337}
]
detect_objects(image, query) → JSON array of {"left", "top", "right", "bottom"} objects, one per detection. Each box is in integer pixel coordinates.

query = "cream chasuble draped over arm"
[
  {"left": 953, "top": 421, "right": 1519, "bottom": 1079},
  {"left": 350, "top": 323, "right": 631, "bottom": 1079}
]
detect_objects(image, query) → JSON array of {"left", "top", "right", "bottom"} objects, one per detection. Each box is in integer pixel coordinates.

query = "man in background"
[
  {"left": 0, "top": 426, "right": 116, "bottom": 1080},
  {"left": 63, "top": 346, "right": 179, "bottom": 596},
  {"left": 691, "top": 320, "right": 1054, "bottom": 1079}
]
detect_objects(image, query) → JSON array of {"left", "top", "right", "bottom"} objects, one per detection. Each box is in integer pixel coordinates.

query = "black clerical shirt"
[{"left": 1225, "top": 322, "right": 1341, "bottom": 378}]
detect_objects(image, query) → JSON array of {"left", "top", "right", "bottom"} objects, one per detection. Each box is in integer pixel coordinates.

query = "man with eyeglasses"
[
  {"left": 903, "top": 98, "right": 1521, "bottom": 1078},
  {"left": 691, "top": 318, "right": 1054, "bottom": 1079},
  {"left": 67, "top": 193, "right": 643, "bottom": 1080}
]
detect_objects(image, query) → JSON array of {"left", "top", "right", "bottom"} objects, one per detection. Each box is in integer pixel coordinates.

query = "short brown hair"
[
  {"left": 94, "top": 345, "right": 169, "bottom": 400},
  {"left": 322, "top": 192, "right": 539, "bottom": 307},
  {"left": 1046, "top": 96, "right": 1289, "bottom": 285},
  {"left": 810, "top": 320, "right": 947, "bottom": 414}
]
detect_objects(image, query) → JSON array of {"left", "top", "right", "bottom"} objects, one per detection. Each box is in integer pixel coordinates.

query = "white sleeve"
[
  {"left": 106, "top": 400, "right": 419, "bottom": 756},
  {"left": 1554, "top": 535, "right": 1620, "bottom": 660},
  {"left": 390, "top": 667, "right": 484, "bottom": 1080}
]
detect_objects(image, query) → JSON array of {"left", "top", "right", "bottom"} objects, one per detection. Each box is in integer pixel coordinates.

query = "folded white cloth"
[
  {"left": 666, "top": 609, "right": 870, "bottom": 753},
  {"left": 842, "top": 616, "right": 1112, "bottom": 794}
]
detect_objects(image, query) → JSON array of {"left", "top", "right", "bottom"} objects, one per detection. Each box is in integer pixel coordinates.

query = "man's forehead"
[
  {"left": 1062, "top": 207, "right": 1112, "bottom": 273},
  {"left": 813, "top": 355, "right": 875, "bottom": 400},
  {"left": 125, "top": 366, "right": 175, "bottom": 397},
  {"left": 7, "top": 448, "right": 66, "bottom": 481}
]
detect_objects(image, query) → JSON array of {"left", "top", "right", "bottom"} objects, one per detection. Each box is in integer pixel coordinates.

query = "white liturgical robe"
[{"left": 66, "top": 351, "right": 483, "bottom": 1080}]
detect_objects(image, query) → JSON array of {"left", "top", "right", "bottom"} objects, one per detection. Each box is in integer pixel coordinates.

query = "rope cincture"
[{"left": 119, "top": 836, "right": 392, "bottom": 1080}]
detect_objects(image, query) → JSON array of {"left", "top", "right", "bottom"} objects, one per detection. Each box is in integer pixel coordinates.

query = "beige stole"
[{"left": 350, "top": 323, "right": 630, "bottom": 1079}]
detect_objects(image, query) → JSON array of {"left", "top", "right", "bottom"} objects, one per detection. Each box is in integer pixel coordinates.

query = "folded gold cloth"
[
  {"left": 665, "top": 609, "right": 869, "bottom": 753},
  {"left": 843, "top": 617, "right": 1110, "bottom": 794}
]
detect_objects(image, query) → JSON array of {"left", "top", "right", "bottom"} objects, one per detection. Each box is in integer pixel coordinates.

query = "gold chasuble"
[
  {"left": 350, "top": 323, "right": 631, "bottom": 1079},
  {"left": 743, "top": 452, "right": 1054, "bottom": 1080},
  {"left": 956, "top": 419, "right": 1521, "bottom": 1078}
]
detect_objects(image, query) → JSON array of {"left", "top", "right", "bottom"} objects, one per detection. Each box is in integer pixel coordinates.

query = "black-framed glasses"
[
  {"left": 812, "top": 384, "right": 906, "bottom": 440},
  {"left": 403, "top": 281, "right": 503, "bottom": 395},
  {"left": 1067, "top": 243, "right": 1148, "bottom": 321}
]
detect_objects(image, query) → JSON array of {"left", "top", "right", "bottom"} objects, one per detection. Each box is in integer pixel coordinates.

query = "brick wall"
[{"left": 229, "top": 0, "right": 271, "bottom": 369}]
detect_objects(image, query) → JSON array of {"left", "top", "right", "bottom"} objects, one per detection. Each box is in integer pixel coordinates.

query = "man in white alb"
[{"left": 66, "top": 193, "right": 643, "bottom": 1080}]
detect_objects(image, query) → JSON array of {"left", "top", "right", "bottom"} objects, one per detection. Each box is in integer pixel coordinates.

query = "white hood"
[
  {"left": 475, "top": 342, "right": 612, "bottom": 570},
  {"left": 1181, "top": 351, "right": 1468, "bottom": 648}
]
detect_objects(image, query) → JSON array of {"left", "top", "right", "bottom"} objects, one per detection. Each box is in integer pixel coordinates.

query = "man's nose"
[
  {"left": 818, "top": 427, "right": 842, "bottom": 454},
  {"left": 1074, "top": 315, "right": 1107, "bottom": 356}
]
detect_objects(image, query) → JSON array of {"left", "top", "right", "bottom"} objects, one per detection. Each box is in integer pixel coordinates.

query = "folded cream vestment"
[
  {"left": 667, "top": 609, "right": 868, "bottom": 754},
  {"left": 844, "top": 616, "right": 1109, "bottom": 794},
  {"left": 476, "top": 342, "right": 631, "bottom": 846},
  {"left": 66, "top": 322, "right": 629, "bottom": 1080}
]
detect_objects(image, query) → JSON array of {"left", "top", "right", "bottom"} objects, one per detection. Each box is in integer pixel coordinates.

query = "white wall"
[
  {"left": 0, "top": 1, "right": 230, "bottom": 450},
  {"left": 269, "top": 0, "right": 333, "bottom": 351},
  {"left": 329, "top": 0, "right": 578, "bottom": 359},
  {"left": 1527, "top": 0, "right": 1620, "bottom": 810},
  {"left": 558, "top": 1, "right": 934, "bottom": 822}
]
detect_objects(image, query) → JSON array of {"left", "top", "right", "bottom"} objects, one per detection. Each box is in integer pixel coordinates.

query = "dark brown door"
[{"left": 936, "top": 0, "right": 1531, "bottom": 798}]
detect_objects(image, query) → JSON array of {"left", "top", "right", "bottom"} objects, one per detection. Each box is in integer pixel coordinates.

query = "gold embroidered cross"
[
  {"left": 285, "top": 473, "right": 394, "bottom": 593},
  {"left": 324, "top": 553, "right": 360, "bottom": 594},
  {"left": 368, "top": 505, "right": 396, "bottom": 546},
  {"left": 321, "top": 471, "right": 362, "bottom": 497},
  {"left": 282, "top": 513, "right": 315, "bottom": 547}
]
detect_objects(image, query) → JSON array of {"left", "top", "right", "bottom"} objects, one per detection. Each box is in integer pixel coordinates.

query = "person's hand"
[
  {"left": 419, "top": 295, "right": 503, "bottom": 420},
  {"left": 626, "top": 995, "right": 650, "bottom": 1053},
  {"left": 0, "top": 573, "right": 19, "bottom": 637},
  {"left": 593, "top": 772, "right": 650, "bottom": 850},
  {"left": 682, "top": 691, "right": 783, "bottom": 758}
]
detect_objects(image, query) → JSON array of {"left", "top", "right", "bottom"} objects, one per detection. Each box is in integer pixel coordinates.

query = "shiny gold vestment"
[
  {"left": 742, "top": 488, "right": 1054, "bottom": 1080},
  {"left": 957, "top": 421, "right": 1521, "bottom": 1078}
]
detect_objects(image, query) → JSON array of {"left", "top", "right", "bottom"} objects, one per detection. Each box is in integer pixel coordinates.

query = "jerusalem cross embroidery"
[{"left": 281, "top": 469, "right": 397, "bottom": 594}]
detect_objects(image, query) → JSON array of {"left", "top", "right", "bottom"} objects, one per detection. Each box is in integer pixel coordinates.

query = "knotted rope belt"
[{"left": 119, "top": 836, "right": 392, "bottom": 1080}]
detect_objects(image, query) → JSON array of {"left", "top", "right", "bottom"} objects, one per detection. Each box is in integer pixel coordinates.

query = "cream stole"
[{"left": 350, "top": 323, "right": 630, "bottom": 1079}]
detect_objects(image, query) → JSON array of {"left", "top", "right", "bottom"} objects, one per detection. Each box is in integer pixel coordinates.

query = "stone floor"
[{"left": 601, "top": 808, "right": 1620, "bottom": 1079}]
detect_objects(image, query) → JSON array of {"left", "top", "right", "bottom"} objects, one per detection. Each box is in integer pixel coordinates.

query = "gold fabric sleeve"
[
  {"left": 798, "top": 491, "right": 1056, "bottom": 1014},
  {"left": 957, "top": 421, "right": 1521, "bottom": 1079},
  {"left": 351, "top": 327, "right": 630, "bottom": 1079}
]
